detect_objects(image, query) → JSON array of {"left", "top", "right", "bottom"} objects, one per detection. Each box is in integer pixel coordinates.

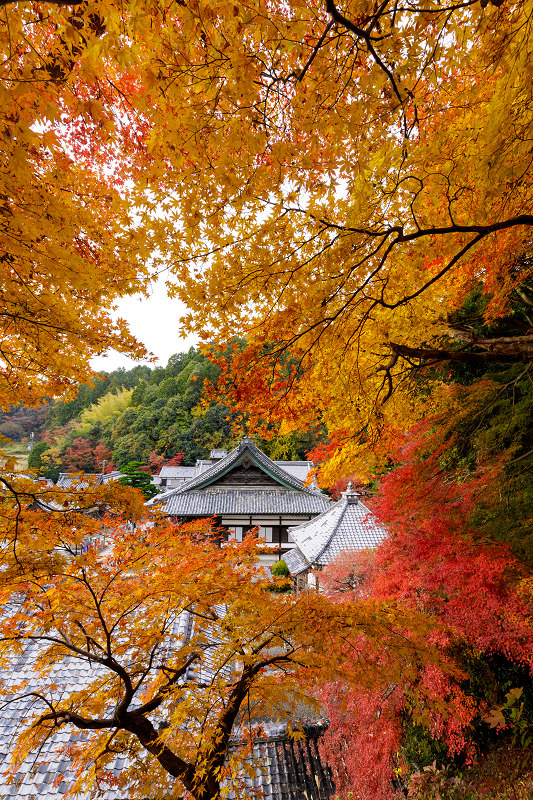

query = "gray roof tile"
[
  {"left": 158, "top": 488, "right": 331, "bottom": 517},
  {"left": 286, "top": 491, "right": 387, "bottom": 575},
  {"left": 56, "top": 471, "right": 123, "bottom": 489},
  {"left": 157, "top": 465, "right": 196, "bottom": 479},
  {"left": 272, "top": 461, "right": 313, "bottom": 482},
  {"left": 284, "top": 547, "right": 310, "bottom": 575}
]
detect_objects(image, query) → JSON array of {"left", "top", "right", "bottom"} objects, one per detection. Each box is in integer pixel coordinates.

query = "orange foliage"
[{"left": 0, "top": 507, "right": 456, "bottom": 799}]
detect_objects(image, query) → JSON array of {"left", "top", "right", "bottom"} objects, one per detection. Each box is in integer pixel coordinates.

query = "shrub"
[{"left": 270, "top": 559, "right": 292, "bottom": 593}]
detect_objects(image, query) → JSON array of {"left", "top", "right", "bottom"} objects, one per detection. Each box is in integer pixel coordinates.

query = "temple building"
[
  {"left": 284, "top": 483, "right": 387, "bottom": 590},
  {"left": 148, "top": 437, "right": 332, "bottom": 565},
  {"left": 55, "top": 470, "right": 123, "bottom": 489}
]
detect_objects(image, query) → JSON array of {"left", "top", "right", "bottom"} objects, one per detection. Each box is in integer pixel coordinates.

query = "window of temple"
[{"left": 271, "top": 526, "right": 290, "bottom": 544}]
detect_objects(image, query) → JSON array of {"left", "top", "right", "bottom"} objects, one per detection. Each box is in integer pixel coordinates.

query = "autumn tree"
[
  {"left": 0, "top": 520, "right": 452, "bottom": 800},
  {"left": 62, "top": 437, "right": 114, "bottom": 473},
  {"left": 316, "top": 520, "right": 533, "bottom": 798},
  {"left": 155, "top": 0, "right": 533, "bottom": 480},
  {"left": 6, "top": 0, "right": 531, "bottom": 475},
  {"left": 313, "top": 321, "right": 533, "bottom": 797},
  {"left": 3, "top": 0, "right": 531, "bottom": 469},
  {"left": 0, "top": 0, "right": 160, "bottom": 408}
]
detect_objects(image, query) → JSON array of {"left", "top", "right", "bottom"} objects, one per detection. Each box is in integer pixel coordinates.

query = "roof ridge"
[
  {"left": 174, "top": 439, "right": 311, "bottom": 494},
  {"left": 313, "top": 498, "right": 350, "bottom": 563}
]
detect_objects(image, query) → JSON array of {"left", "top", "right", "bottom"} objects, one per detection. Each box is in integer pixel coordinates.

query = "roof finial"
[{"left": 341, "top": 481, "right": 359, "bottom": 504}]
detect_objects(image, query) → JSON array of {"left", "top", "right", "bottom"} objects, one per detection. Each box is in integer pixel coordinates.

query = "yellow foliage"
[
  {"left": 0, "top": 517, "right": 450, "bottom": 799},
  {"left": 79, "top": 389, "right": 133, "bottom": 427}
]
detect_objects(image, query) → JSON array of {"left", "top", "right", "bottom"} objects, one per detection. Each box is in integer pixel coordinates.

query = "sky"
[{"left": 90, "top": 277, "right": 199, "bottom": 373}]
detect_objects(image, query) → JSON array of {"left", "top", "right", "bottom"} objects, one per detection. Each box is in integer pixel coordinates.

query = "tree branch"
[
  {"left": 390, "top": 335, "right": 533, "bottom": 365},
  {"left": 36, "top": 708, "right": 115, "bottom": 730},
  {"left": 132, "top": 652, "right": 200, "bottom": 717}
]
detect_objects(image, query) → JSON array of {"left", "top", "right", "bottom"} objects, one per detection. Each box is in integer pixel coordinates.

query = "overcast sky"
[{"left": 90, "top": 277, "right": 198, "bottom": 373}]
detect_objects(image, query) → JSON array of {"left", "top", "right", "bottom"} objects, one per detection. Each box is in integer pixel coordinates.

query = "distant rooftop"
[
  {"left": 56, "top": 470, "right": 123, "bottom": 489},
  {"left": 209, "top": 448, "right": 228, "bottom": 460}
]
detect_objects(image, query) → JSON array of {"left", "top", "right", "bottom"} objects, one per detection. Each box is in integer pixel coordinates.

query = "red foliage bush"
[{"left": 317, "top": 420, "right": 533, "bottom": 798}]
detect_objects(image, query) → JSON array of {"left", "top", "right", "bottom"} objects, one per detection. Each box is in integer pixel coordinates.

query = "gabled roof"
[
  {"left": 178, "top": 438, "right": 314, "bottom": 493},
  {"left": 284, "top": 485, "right": 387, "bottom": 576},
  {"left": 149, "top": 437, "right": 325, "bottom": 506}
]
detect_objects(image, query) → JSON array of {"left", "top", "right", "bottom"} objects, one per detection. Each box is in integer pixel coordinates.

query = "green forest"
[{"left": 3, "top": 347, "right": 321, "bottom": 481}]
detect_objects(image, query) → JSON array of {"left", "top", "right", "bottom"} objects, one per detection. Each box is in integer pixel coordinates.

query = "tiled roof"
[
  {"left": 226, "top": 722, "right": 334, "bottom": 800},
  {"left": 156, "top": 488, "right": 331, "bottom": 517},
  {"left": 56, "top": 471, "right": 123, "bottom": 489},
  {"left": 157, "top": 465, "right": 196, "bottom": 479},
  {"left": 35, "top": 472, "right": 126, "bottom": 513},
  {"left": 283, "top": 547, "right": 310, "bottom": 576},
  {"left": 273, "top": 462, "right": 313, "bottom": 483},
  {"left": 155, "top": 460, "right": 312, "bottom": 487},
  {"left": 209, "top": 449, "right": 228, "bottom": 460},
  {"left": 0, "top": 639, "right": 123, "bottom": 799},
  {"left": 284, "top": 488, "right": 387, "bottom": 576}
]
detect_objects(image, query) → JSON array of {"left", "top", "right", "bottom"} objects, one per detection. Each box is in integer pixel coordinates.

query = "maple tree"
[
  {"left": 317, "top": 677, "right": 405, "bottom": 800},
  {"left": 62, "top": 437, "right": 114, "bottom": 472},
  {"left": 0, "top": 518, "right": 452, "bottom": 800},
  {"left": 311, "top": 296, "right": 533, "bottom": 796},
  {"left": 314, "top": 375, "right": 533, "bottom": 798},
  {"left": 2, "top": 0, "right": 530, "bottom": 444},
  {"left": 0, "top": 46, "right": 151, "bottom": 408},
  {"left": 157, "top": 0, "right": 532, "bottom": 481},
  {"left": 317, "top": 530, "right": 533, "bottom": 798},
  {"left": 4, "top": 0, "right": 531, "bottom": 475},
  {"left": 163, "top": 452, "right": 185, "bottom": 467}
]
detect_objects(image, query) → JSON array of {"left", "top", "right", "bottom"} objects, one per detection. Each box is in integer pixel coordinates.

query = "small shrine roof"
[{"left": 284, "top": 485, "right": 387, "bottom": 576}]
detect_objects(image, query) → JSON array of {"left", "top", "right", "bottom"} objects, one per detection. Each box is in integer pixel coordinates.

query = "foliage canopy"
[
  {"left": 2, "top": 0, "right": 532, "bottom": 476},
  {"left": 0, "top": 518, "right": 451, "bottom": 799},
  {"left": 1, "top": 0, "right": 533, "bottom": 796}
]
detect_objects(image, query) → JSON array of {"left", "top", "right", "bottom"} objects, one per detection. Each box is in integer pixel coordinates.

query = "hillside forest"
[{"left": 1, "top": 347, "right": 322, "bottom": 480}]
